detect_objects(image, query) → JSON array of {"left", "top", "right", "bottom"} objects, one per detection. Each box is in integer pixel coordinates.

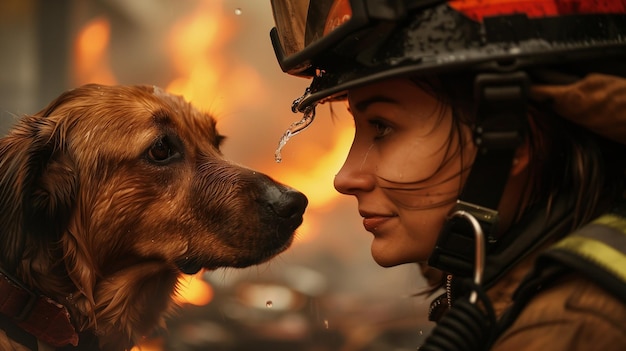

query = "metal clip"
[{"left": 446, "top": 210, "right": 486, "bottom": 304}]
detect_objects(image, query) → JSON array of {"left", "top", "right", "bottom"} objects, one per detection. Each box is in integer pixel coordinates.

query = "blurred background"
[{"left": 0, "top": 1, "right": 434, "bottom": 350}]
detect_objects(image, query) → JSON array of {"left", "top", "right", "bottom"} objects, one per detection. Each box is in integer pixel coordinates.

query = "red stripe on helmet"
[{"left": 449, "top": 0, "right": 626, "bottom": 22}]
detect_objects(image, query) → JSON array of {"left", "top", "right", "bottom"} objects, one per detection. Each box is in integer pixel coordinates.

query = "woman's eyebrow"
[{"left": 353, "top": 96, "right": 398, "bottom": 113}]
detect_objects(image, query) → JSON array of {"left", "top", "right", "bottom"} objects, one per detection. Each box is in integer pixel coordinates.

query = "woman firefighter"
[{"left": 269, "top": 1, "right": 626, "bottom": 350}]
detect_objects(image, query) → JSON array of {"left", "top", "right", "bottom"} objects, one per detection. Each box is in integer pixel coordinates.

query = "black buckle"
[
  {"left": 474, "top": 71, "right": 528, "bottom": 150},
  {"left": 459, "top": 72, "right": 528, "bottom": 211},
  {"left": 429, "top": 201, "right": 499, "bottom": 277}
]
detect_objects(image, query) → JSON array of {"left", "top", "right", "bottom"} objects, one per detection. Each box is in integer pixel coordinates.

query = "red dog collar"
[{"left": 0, "top": 269, "right": 79, "bottom": 348}]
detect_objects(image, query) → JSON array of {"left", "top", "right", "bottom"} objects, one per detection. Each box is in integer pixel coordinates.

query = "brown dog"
[{"left": 0, "top": 84, "right": 307, "bottom": 351}]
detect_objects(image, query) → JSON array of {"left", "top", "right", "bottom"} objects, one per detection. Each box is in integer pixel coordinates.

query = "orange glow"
[
  {"left": 73, "top": 16, "right": 116, "bottom": 85},
  {"left": 130, "top": 337, "right": 164, "bottom": 351},
  {"left": 174, "top": 272, "right": 214, "bottom": 306},
  {"left": 268, "top": 115, "right": 353, "bottom": 243},
  {"left": 134, "top": 274, "right": 212, "bottom": 350},
  {"left": 278, "top": 126, "right": 352, "bottom": 208},
  {"left": 165, "top": 0, "right": 264, "bottom": 115}
]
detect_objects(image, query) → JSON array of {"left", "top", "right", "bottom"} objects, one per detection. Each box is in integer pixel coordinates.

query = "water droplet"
[
  {"left": 151, "top": 239, "right": 155, "bottom": 243},
  {"left": 266, "top": 300, "right": 273, "bottom": 308},
  {"left": 419, "top": 330, "right": 423, "bottom": 335},
  {"left": 323, "top": 319, "right": 329, "bottom": 329},
  {"left": 234, "top": 8, "right": 242, "bottom": 15}
]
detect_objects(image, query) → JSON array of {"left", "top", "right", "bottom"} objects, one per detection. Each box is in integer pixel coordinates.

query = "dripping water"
[{"left": 274, "top": 104, "right": 316, "bottom": 163}]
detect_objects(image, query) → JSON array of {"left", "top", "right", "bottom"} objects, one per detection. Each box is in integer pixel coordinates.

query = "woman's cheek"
[{"left": 402, "top": 206, "right": 452, "bottom": 260}]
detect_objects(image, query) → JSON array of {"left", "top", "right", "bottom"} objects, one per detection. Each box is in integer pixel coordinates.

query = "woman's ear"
[{"left": 510, "top": 138, "right": 530, "bottom": 176}]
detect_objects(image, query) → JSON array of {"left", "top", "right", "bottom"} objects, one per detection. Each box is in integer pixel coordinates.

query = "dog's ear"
[{"left": 0, "top": 89, "right": 79, "bottom": 271}]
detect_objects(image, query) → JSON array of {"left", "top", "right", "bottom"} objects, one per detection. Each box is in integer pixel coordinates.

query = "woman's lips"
[{"left": 362, "top": 215, "right": 395, "bottom": 232}]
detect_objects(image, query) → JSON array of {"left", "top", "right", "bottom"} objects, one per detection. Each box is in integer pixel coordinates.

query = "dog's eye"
[
  {"left": 148, "top": 137, "right": 176, "bottom": 163},
  {"left": 214, "top": 134, "right": 226, "bottom": 149}
]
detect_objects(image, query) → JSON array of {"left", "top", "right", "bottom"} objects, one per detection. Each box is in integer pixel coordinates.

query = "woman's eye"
[
  {"left": 369, "top": 120, "right": 392, "bottom": 139},
  {"left": 148, "top": 137, "right": 175, "bottom": 163}
]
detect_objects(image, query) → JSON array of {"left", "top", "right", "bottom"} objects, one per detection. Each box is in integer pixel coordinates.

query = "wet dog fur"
[{"left": 0, "top": 84, "right": 307, "bottom": 350}]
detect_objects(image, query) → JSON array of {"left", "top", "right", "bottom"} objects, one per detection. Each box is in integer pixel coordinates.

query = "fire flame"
[
  {"left": 72, "top": 16, "right": 116, "bottom": 86},
  {"left": 165, "top": 0, "right": 263, "bottom": 115},
  {"left": 277, "top": 126, "right": 352, "bottom": 208}
]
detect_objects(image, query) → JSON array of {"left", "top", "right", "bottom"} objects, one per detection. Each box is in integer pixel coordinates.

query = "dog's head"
[{"left": 0, "top": 83, "right": 307, "bottom": 286}]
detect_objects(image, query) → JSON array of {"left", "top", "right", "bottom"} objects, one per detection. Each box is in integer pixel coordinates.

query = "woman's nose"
[{"left": 333, "top": 149, "right": 376, "bottom": 195}]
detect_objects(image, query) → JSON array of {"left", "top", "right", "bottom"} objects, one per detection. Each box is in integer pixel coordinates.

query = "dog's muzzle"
[{"left": 265, "top": 186, "right": 307, "bottom": 224}]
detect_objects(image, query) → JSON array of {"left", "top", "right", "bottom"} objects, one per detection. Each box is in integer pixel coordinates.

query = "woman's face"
[{"left": 334, "top": 78, "right": 475, "bottom": 267}]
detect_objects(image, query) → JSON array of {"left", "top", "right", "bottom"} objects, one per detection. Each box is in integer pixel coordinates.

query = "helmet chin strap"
[{"left": 429, "top": 71, "right": 529, "bottom": 278}]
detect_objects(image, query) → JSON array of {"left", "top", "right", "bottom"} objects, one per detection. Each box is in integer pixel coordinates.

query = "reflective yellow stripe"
[
  {"left": 593, "top": 213, "right": 626, "bottom": 232},
  {"left": 553, "top": 235, "right": 626, "bottom": 282}
]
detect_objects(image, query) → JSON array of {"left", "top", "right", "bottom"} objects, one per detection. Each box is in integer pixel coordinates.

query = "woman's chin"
[{"left": 370, "top": 243, "right": 416, "bottom": 267}]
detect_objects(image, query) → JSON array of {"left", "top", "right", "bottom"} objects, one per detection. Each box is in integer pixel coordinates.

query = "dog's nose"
[
  {"left": 269, "top": 189, "right": 309, "bottom": 218},
  {"left": 268, "top": 188, "right": 308, "bottom": 219}
]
